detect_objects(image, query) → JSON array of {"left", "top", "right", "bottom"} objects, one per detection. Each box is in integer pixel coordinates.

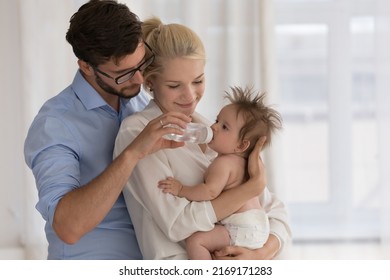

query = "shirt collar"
[{"left": 71, "top": 70, "right": 132, "bottom": 111}]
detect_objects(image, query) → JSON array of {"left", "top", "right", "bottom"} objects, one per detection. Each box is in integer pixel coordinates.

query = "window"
[{"left": 275, "top": 0, "right": 381, "bottom": 241}]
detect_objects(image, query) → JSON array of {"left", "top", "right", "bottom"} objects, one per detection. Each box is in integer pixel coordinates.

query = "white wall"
[{"left": 0, "top": 0, "right": 29, "bottom": 259}]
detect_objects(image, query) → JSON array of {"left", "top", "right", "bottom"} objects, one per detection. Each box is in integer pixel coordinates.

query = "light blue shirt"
[{"left": 24, "top": 71, "right": 149, "bottom": 259}]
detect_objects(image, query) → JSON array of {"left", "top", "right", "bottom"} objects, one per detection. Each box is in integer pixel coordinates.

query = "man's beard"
[{"left": 95, "top": 74, "right": 140, "bottom": 99}]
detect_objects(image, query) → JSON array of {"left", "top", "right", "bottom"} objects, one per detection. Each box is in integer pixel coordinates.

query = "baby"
[{"left": 158, "top": 86, "right": 283, "bottom": 259}]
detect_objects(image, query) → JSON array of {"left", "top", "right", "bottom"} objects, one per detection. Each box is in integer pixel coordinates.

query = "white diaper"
[{"left": 220, "top": 209, "right": 269, "bottom": 250}]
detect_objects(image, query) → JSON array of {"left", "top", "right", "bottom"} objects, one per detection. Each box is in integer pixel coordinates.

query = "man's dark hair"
[{"left": 66, "top": 0, "right": 142, "bottom": 66}]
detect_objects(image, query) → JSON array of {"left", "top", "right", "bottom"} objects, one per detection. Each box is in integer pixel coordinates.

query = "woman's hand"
[
  {"left": 211, "top": 136, "right": 268, "bottom": 221},
  {"left": 247, "top": 136, "right": 267, "bottom": 196},
  {"left": 127, "top": 111, "right": 191, "bottom": 159},
  {"left": 213, "top": 234, "right": 280, "bottom": 260}
]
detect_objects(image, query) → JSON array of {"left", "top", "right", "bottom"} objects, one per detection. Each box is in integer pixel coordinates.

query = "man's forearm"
[
  {"left": 211, "top": 177, "right": 263, "bottom": 221},
  {"left": 53, "top": 147, "right": 140, "bottom": 244}
]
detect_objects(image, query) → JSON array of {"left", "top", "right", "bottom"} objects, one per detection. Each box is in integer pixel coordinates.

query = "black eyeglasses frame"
[{"left": 92, "top": 42, "right": 155, "bottom": 85}]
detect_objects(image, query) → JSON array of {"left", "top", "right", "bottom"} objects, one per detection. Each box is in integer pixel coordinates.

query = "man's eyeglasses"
[{"left": 92, "top": 43, "right": 155, "bottom": 85}]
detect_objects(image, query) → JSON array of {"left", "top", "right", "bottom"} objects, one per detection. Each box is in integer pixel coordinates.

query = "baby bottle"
[{"left": 163, "top": 123, "right": 213, "bottom": 144}]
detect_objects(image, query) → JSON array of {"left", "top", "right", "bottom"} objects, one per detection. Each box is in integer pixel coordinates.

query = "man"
[{"left": 24, "top": 0, "right": 189, "bottom": 259}]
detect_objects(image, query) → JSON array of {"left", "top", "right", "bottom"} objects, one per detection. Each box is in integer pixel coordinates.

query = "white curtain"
[
  {"left": 19, "top": 0, "right": 77, "bottom": 259},
  {"left": 1, "top": 0, "right": 78, "bottom": 259},
  {"left": 127, "top": 0, "right": 272, "bottom": 120}
]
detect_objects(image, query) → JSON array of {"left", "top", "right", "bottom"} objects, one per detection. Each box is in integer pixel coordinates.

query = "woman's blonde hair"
[{"left": 142, "top": 17, "right": 206, "bottom": 84}]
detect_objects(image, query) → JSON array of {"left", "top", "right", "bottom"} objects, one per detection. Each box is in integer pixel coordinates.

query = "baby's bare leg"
[{"left": 186, "top": 224, "right": 230, "bottom": 260}]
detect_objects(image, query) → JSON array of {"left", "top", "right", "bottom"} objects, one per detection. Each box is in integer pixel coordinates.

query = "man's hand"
[{"left": 128, "top": 112, "right": 191, "bottom": 159}]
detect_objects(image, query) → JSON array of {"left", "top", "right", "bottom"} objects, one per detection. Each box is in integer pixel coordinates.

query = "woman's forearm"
[
  {"left": 211, "top": 137, "right": 267, "bottom": 220},
  {"left": 211, "top": 177, "right": 263, "bottom": 220},
  {"left": 256, "top": 233, "right": 280, "bottom": 259}
]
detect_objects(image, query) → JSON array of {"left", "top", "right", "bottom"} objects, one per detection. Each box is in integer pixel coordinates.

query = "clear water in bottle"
[{"left": 163, "top": 122, "right": 213, "bottom": 144}]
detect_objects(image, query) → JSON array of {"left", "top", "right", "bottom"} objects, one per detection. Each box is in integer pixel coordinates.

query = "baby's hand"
[{"left": 158, "top": 177, "right": 183, "bottom": 196}]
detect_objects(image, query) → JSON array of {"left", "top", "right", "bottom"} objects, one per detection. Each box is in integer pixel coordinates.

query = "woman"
[{"left": 113, "top": 17, "right": 291, "bottom": 260}]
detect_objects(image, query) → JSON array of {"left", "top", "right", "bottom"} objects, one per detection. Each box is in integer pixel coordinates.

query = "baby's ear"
[{"left": 235, "top": 139, "right": 250, "bottom": 153}]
